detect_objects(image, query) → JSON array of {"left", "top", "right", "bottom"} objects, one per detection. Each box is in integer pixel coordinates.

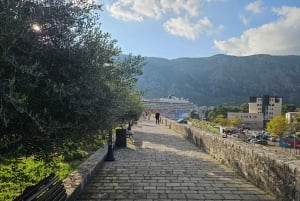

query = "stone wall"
[
  {"left": 63, "top": 145, "right": 107, "bottom": 201},
  {"left": 162, "top": 118, "right": 300, "bottom": 201}
]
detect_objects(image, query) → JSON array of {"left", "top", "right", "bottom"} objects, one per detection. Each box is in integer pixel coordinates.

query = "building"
[
  {"left": 227, "top": 95, "right": 282, "bottom": 130},
  {"left": 143, "top": 95, "right": 198, "bottom": 120},
  {"left": 227, "top": 112, "right": 264, "bottom": 130},
  {"left": 286, "top": 112, "right": 299, "bottom": 124},
  {"left": 249, "top": 95, "right": 282, "bottom": 120}
]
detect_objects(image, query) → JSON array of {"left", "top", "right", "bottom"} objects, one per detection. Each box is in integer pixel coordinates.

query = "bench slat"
[
  {"left": 13, "top": 174, "right": 67, "bottom": 201},
  {"left": 38, "top": 182, "right": 65, "bottom": 201}
]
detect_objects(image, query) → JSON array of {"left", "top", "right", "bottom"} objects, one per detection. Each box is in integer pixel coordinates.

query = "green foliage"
[
  {"left": 190, "top": 119, "right": 220, "bottom": 134},
  {"left": 207, "top": 105, "right": 243, "bottom": 122},
  {"left": 214, "top": 115, "right": 228, "bottom": 127},
  {"left": 282, "top": 104, "right": 297, "bottom": 114},
  {"left": 0, "top": 133, "right": 105, "bottom": 201},
  {"left": 239, "top": 103, "right": 249, "bottom": 113},
  {"left": 0, "top": 0, "right": 145, "bottom": 158},
  {"left": 117, "top": 90, "right": 145, "bottom": 123},
  {"left": 229, "top": 116, "right": 243, "bottom": 127},
  {"left": 266, "top": 115, "right": 289, "bottom": 137},
  {"left": 63, "top": 150, "right": 87, "bottom": 162},
  {"left": 0, "top": 157, "right": 72, "bottom": 201}
]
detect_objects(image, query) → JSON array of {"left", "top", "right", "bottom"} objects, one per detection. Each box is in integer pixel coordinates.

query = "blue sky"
[{"left": 98, "top": 0, "right": 300, "bottom": 59}]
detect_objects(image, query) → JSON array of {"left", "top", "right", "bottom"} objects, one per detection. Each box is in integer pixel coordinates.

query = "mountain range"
[{"left": 136, "top": 54, "right": 300, "bottom": 106}]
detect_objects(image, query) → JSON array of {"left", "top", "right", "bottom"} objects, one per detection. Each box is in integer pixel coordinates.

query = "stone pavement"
[{"left": 76, "top": 119, "right": 275, "bottom": 201}]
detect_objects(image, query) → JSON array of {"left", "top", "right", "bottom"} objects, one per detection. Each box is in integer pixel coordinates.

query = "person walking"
[{"left": 155, "top": 112, "right": 160, "bottom": 124}]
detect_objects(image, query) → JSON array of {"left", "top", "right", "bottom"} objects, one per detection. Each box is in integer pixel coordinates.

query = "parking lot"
[{"left": 223, "top": 129, "right": 300, "bottom": 158}]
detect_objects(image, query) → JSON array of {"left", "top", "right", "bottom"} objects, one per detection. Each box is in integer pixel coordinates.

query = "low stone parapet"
[
  {"left": 62, "top": 145, "right": 107, "bottom": 201},
  {"left": 162, "top": 118, "right": 300, "bottom": 201}
]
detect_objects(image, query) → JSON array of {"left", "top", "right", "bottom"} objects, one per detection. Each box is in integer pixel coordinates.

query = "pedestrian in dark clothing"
[{"left": 155, "top": 112, "right": 160, "bottom": 124}]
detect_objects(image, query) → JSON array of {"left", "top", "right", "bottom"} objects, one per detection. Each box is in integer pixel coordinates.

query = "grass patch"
[
  {"left": 0, "top": 157, "right": 74, "bottom": 201},
  {"left": 190, "top": 119, "right": 220, "bottom": 134},
  {"left": 0, "top": 134, "right": 106, "bottom": 201}
]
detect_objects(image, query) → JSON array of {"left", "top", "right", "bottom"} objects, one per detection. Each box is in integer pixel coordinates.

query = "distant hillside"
[{"left": 136, "top": 54, "right": 300, "bottom": 106}]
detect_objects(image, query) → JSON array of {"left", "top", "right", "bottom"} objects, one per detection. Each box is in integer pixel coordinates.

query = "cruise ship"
[{"left": 143, "top": 95, "right": 198, "bottom": 120}]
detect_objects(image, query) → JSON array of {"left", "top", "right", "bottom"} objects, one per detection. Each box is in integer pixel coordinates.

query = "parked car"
[
  {"left": 270, "top": 137, "right": 277, "bottom": 142},
  {"left": 247, "top": 136, "right": 256, "bottom": 141},
  {"left": 177, "top": 119, "right": 187, "bottom": 124},
  {"left": 254, "top": 139, "right": 268, "bottom": 145}
]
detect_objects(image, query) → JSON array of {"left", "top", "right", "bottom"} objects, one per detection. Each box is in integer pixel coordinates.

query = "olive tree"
[
  {"left": 229, "top": 116, "right": 243, "bottom": 127},
  {"left": 0, "top": 0, "right": 144, "bottom": 158},
  {"left": 266, "top": 115, "right": 289, "bottom": 137}
]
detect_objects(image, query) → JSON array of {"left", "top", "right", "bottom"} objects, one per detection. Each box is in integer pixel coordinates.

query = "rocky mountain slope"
[{"left": 136, "top": 54, "right": 300, "bottom": 106}]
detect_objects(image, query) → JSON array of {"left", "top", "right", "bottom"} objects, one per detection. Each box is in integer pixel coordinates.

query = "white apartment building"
[
  {"left": 286, "top": 112, "right": 299, "bottom": 124},
  {"left": 249, "top": 95, "right": 282, "bottom": 120},
  {"left": 227, "top": 95, "right": 282, "bottom": 130}
]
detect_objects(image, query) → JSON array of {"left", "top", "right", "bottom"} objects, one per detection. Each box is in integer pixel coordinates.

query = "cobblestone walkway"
[{"left": 76, "top": 119, "right": 275, "bottom": 201}]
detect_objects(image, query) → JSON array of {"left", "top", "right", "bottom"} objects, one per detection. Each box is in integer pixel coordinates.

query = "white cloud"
[
  {"left": 240, "top": 15, "right": 249, "bottom": 25},
  {"left": 160, "top": 0, "right": 199, "bottom": 17},
  {"left": 106, "top": 0, "right": 221, "bottom": 40},
  {"left": 214, "top": 6, "right": 300, "bottom": 56},
  {"left": 106, "top": 0, "right": 202, "bottom": 21},
  {"left": 106, "top": 0, "right": 161, "bottom": 21},
  {"left": 163, "top": 16, "right": 213, "bottom": 40},
  {"left": 245, "top": 0, "right": 263, "bottom": 14}
]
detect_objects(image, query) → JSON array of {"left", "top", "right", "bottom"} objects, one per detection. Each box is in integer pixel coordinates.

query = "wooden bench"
[{"left": 14, "top": 173, "right": 67, "bottom": 201}]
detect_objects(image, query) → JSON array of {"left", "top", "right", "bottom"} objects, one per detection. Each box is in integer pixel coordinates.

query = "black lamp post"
[{"left": 105, "top": 128, "right": 115, "bottom": 161}]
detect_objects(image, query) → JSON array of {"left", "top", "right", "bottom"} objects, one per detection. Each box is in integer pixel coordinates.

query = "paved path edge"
[{"left": 63, "top": 145, "right": 108, "bottom": 201}]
